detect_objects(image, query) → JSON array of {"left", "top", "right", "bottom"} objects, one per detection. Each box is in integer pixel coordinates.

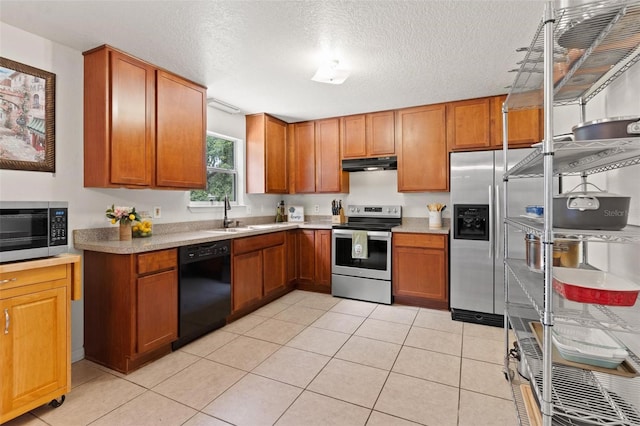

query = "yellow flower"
[
  {"left": 129, "top": 214, "right": 136, "bottom": 221},
  {"left": 111, "top": 218, "right": 117, "bottom": 224}
]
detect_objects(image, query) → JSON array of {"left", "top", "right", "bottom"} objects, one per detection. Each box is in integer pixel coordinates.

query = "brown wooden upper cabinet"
[
  {"left": 83, "top": 45, "right": 206, "bottom": 189},
  {"left": 490, "top": 95, "right": 543, "bottom": 148},
  {"left": 316, "top": 118, "right": 348, "bottom": 193},
  {"left": 291, "top": 121, "right": 316, "bottom": 193},
  {"left": 246, "top": 113, "right": 288, "bottom": 193},
  {"left": 446, "top": 95, "right": 543, "bottom": 152},
  {"left": 291, "top": 119, "right": 349, "bottom": 194},
  {"left": 446, "top": 97, "right": 492, "bottom": 151},
  {"left": 396, "top": 104, "right": 448, "bottom": 192},
  {"left": 341, "top": 111, "right": 395, "bottom": 159}
]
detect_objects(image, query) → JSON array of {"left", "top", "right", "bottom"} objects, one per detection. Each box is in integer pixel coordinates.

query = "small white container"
[{"left": 429, "top": 211, "right": 442, "bottom": 228}]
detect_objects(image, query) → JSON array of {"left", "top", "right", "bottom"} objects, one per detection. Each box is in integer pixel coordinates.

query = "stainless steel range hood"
[{"left": 341, "top": 156, "right": 397, "bottom": 172}]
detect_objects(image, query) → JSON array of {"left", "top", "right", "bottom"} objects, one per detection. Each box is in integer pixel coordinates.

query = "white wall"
[{"left": 285, "top": 171, "right": 450, "bottom": 219}]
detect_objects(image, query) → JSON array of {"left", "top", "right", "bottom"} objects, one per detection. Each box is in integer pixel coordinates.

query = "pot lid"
[{"left": 572, "top": 116, "right": 640, "bottom": 131}]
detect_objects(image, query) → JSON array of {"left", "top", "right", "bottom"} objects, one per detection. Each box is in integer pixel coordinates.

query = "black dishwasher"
[{"left": 172, "top": 240, "right": 231, "bottom": 350}]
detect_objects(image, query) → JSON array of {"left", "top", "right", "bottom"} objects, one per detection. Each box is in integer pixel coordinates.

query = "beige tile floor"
[{"left": 6, "top": 290, "right": 517, "bottom": 426}]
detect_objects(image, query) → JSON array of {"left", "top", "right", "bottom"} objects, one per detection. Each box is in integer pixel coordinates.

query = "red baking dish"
[{"left": 553, "top": 267, "right": 640, "bottom": 306}]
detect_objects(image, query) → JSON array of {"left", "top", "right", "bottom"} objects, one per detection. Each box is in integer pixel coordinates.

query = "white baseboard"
[{"left": 72, "top": 347, "right": 85, "bottom": 363}]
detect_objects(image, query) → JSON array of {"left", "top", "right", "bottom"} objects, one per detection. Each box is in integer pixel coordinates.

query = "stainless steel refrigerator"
[{"left": 450, "top": 149, "right": 546, "bottom": 326}]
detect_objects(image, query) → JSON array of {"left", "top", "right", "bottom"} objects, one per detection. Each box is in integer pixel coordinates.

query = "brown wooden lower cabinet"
[
  {"left": 392, "top": 233, "right": 448, "bottom": 310},
  {"left": 231, "top": 231, "right": 288, "bottom": 314},
  {"left": 0, "top": 255, "right": 81, "bottom": 424},
  {"left": 295, "top": 229, "right": 331, "bottom": 293},
  {"left": 83, "top": 249, "right": 178, "bottom": 373}
]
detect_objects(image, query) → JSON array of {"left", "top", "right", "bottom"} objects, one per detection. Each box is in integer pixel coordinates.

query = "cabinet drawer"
[
  {"left": 393, "top": 233, "right": 445, "bottom": 249},
  {"left": 0, "top": 264, "right": 67, "bottom": 291},
  {"left": 137, "top": 249, "right": 177, "bottom": 275},
  {"left": 233, "top": 232, "right": 285, "bottom": 255}
]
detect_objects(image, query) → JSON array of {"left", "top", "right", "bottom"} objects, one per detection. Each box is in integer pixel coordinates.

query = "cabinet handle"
[
  {"left": 1, "top": 277, "right": 17, "bottom": 284},
  {"left": 4, "top": 309, "right": 8, "bottom": 335}
]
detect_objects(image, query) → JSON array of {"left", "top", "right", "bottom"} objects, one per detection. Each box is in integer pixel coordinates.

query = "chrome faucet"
[{"left": 223, "top": 195, "right": 233, "bottom": 228}]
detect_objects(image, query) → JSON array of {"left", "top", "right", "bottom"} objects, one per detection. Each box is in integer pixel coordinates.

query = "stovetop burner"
[{"left": 332, "top": 204, "right": 402, "bottom": 231}]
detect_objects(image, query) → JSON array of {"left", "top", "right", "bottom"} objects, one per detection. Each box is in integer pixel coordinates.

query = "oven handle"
[{"left": 332, "top": 229, "right": 391, "bottom": 240}]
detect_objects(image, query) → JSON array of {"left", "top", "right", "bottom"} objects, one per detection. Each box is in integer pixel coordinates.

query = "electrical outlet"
[
  {"left": 246, "top": 205, "right": 252, "bottom": 215},
  {"left": 314, "top": 205, "right": 320, "bottom": 213},
  {"left": 153, "top": 206, "right": 162, "bottom": 218}
]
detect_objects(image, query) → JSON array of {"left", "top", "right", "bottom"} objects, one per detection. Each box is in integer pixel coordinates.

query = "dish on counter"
[
  {"left": 551, "top": 322, "right": 628, "bottom": 369},
  {"left": 553, "top": 267, "right": 640, "bottom": 306}
]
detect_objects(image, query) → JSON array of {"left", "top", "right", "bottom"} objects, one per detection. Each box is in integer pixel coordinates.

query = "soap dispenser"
[{"left": 276, "top": 200, "right": 285, "bottom": 222}]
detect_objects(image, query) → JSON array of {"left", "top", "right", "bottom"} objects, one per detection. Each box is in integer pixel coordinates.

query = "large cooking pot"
[
  {"left": 573, "top": 116, "right": 640, "bottom": 140},
  {"left": 525, "top": 234, "right": 580, "bottom": 272},
  {"left": 553, "top": 183, "right": 630, "bottom": 230}
]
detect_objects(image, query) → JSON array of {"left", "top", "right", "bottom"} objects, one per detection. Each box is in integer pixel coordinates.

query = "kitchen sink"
[
  {"left": 204, "top": 227, "right": 251, "bottom": 234},
  {"left": 248, "top": 223, "right": 292, "bottom": 230}
]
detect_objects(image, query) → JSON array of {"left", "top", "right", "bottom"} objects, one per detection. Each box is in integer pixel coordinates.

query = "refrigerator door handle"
[
  {"left": 488, "top": 185, "right": 494, "bottom": 259},
  {"left": 495, "top": 184, "right": 501, "bottom": 258}
]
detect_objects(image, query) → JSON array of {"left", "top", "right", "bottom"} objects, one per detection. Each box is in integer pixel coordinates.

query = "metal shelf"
[
  {"left": 504, "top": 137, "right": 640, "bottom": 178},
  {"left": 507, "top": 312, "right": 640, "bottom": 426},
  {"left": 506, "top": 0, "right": 640, "bottom": 111},
  {"left": 507, "top": 259, "right": 640, "bottom": 333},
  {"left": 505, "top": 217, "right": 640, "bottom": 243},
  {"left": 505, "top": 356, "right": 534, "bottom": 426}
]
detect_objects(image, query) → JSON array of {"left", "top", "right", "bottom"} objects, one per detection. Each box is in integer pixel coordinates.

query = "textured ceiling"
[{"left": 0, "top": 0, "right": 545, "bottom": 123}]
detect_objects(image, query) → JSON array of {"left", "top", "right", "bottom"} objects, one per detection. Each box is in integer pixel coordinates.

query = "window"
[{"left": 190, "top": 132, "right": 239, "bottom": 204}]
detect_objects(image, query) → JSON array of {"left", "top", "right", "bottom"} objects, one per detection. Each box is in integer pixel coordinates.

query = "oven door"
[{"left": 331, "top": 229, "right": 391, "bottom": 281}]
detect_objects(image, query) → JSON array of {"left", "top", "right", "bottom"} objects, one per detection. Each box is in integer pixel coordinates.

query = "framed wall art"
[{"left": 0, "top": 57, "right": 56, "bottom": 172}]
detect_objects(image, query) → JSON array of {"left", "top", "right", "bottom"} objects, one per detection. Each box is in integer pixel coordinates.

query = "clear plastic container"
[{"left": 552, "top": 323, "right": 628, "bottom": 369}]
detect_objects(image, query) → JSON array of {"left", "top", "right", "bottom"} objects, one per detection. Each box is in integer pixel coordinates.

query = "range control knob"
[{"left": 386, "top": 208, "right": 391, "bottom": 213}]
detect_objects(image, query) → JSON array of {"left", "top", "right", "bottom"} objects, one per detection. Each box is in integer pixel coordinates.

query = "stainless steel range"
[{"left": 331, "top": 205, "right": 402, "bottom": 304}]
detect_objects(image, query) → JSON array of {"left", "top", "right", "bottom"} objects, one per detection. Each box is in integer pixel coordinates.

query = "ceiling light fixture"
[
  {"left": 207, "top": 97, "right": 241, "bottom": 114},
  {"left": 311, "top": 59, "right": 350, "bottom": 85}
]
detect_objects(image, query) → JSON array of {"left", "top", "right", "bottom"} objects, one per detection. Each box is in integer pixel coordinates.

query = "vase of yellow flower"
[{"left": 106, "top": 205, "right": 141, "bottom": 241}]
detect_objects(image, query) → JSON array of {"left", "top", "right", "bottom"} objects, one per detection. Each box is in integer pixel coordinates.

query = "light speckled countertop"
[
  {"left": 392, "top": 217, "right": 451, "bottom": 235},
  {"left": 73, "top": 216, "right": 449, "bottom": 254},
  {"left": 73, "top": 217, "right": 333, "bottom": 254}
]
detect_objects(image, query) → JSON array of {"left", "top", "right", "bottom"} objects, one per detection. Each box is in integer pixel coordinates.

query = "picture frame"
[{"left": 0, "top": 57, "right": 56, "bottom": 172}]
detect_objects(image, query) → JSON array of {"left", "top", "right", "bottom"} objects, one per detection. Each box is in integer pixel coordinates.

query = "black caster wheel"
[
  {"left": 48, "top": 395, "right": 65, "bottom": 408},
  {"left": 503, "top": 369, "right": 514, "bottom": 381}
]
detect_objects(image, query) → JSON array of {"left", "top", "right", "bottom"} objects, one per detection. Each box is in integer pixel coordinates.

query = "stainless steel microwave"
[{"left": 0, "top": 201, "right": 68, "bottom": 263}]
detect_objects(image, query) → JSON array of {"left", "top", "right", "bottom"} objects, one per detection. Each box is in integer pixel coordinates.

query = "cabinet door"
[
  {"left": 286, "top": 230, "right": 298, "bottom": 285},
  {"left": 446, "top": 97, "right": 492, "bottom": 151},
  {"left": 314, "top": 230, "right": 332, "bottom": 289},
  {"left": 396, "top": 104, "right": 448, "bottom": 192},
  {"left": 232, "top": 251, "right": 263, "bottom": 311},
  {"left": 263, "top": 244, "right": 286, "bottom": 296},
  {"left": 1, "top": 287, "right": 67, "bottom": 413},
  {"left": 393, "top": 246, "right": 447, "bottom": 302},
  {"left": 297, "top": 230, "right": 316, "bottom": 283},
  {"left": 366, "top": 111, "right": 395, "bottom": 156},
  {"left": 155, "top": 70, "right": 206, "bottom": 188},
  {"left": 315, "top": 118, "right": 347, "bottom": 193},
  {"left": 109, "top": 50, "right": 155, "bottom": 186},
  {"left": 292, "top": 122, "right": 316, "bottom": 193},
  {"left": 490, "top": 95, "right": 543, "bottom": 148},
  {"left": 265, "top": 115, "right": 288, "bottom": 193},
  {"left": 247, "top": 114, "right": 288, "bottom": 194},
  {"left": 341, "top": 115, "right": 367, "bottom": 159},
  {"left": 136, "top": 269, "right": 178, "bottom": 354}
]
